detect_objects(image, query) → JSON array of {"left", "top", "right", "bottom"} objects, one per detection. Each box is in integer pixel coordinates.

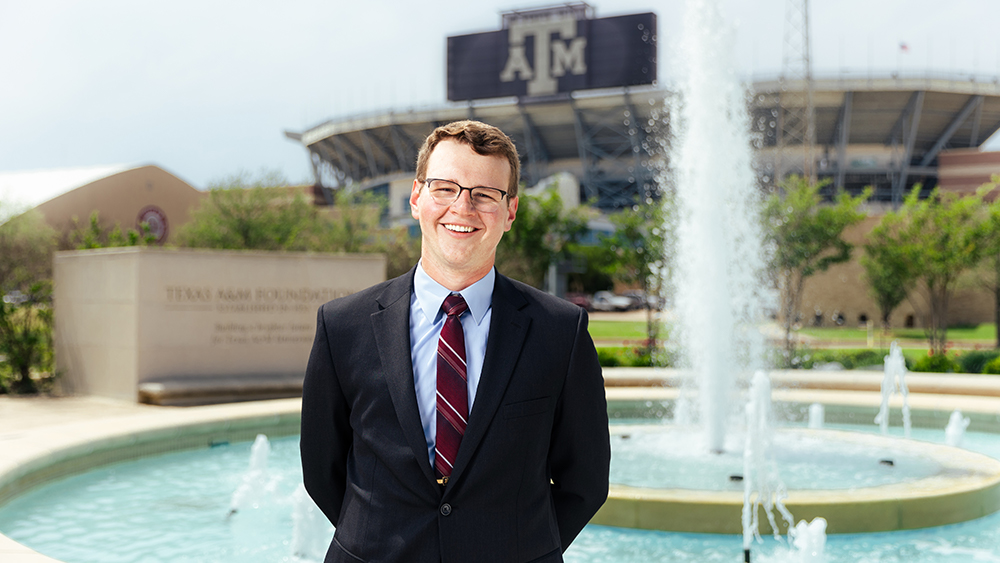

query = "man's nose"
[{"left": 452, "top": 188, "right": 476, "bottom": 212}]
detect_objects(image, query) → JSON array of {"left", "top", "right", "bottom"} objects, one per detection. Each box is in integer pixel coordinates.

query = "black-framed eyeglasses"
[{"left": 423, "top": 178, "right": 509, "bottom": 213}]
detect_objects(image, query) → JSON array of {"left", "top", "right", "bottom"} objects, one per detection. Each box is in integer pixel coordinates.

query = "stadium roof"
[{"left": 286, "top": 74, "right": 1000, "bottom": 208}]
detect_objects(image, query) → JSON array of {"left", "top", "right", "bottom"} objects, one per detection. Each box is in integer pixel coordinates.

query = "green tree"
[
  {"left": 67, "top": 211, "right": 155, "bottom": 249},
  {"left": 0, "top": 207, "right": 57, "bottom": 292},
  {"left": 973, "top": 177, "right": 1000, "bottom": 348},
  {"left": 495, "top": 190, "right": 588, "bottom": 288},
  {"left": 877, "top": 186, "right": 990, "bottom": 355},
  {"left": 762, "top": 177, "right": 869, "bottom": 355},
  {"left": 0, "top": 281, "right": 54, "bottom": 394},
  {"left": 0, "top": 206, "right": 58, "bottom": 394},
  {"left": 322, "top": 189, "right": 420, "bottom": 278},
  {"left": 599, "top": 197, "right": 669, "bottom": 357},
  {"left": 862, "top": 213, "right": 918, "bottom": 331},
  {"left": 174, "top": 170, "right": 323, "bottom": 251},
  {"left": 175, "top": 170, "right": 420, "bottom": 276}
]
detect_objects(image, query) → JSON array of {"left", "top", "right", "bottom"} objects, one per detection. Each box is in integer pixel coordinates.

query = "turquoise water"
[
  {"left": 3, "top": 425, "right": 1000, "bottom": 562},
  {"left": 610, "top": 426, "right": 944, "bottom": 491}
]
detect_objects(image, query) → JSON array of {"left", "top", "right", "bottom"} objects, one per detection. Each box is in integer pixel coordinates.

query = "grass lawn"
[
  {"left": 588, "top": 320, "right": 649, "bottom": 342},
  {"left": 592, "top": 320, "right": 999, "bottom": 351},
  {"left": 797, "top": 324, "right": 998, "bottom": 348},
  {"left": 588, "top": 320, "right": 1000, "bottom": 370}
]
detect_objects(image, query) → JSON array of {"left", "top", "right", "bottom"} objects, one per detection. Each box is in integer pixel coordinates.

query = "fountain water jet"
[
  {"left": 742, "top": 371, "right": 792, "bottom": 550},
  {"left": 228, "top": 433, "right": 275, "bottom": 517},
  {"left": 946, "top": 410, "right": 971, "bottom": 447},
  {"left": 875, "top": 341, "right": 911, "bottom": 437},
  {"left": 667, "top": 0, "right": 770, "bottom": 454}
]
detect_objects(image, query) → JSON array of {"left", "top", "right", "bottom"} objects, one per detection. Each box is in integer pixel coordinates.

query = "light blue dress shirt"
[{"left": 410, "top": 262, "right": 495, "bottom": 466}]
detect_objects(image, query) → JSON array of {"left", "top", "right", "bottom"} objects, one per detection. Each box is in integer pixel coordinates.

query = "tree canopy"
[
  {"left": 495, "top": 189, "right": 588, "bottom": 289},
  {"left": 869, "top": 186, "right": 992, "bottom": 355},
  {"left": 0, "top": 204, "right": 57, "bottom": 394},
  {"left": 598, "top": 197, "right": 669, "bottom": 357},
  {"left": 762, "top": 176, "right": 869, "bottom": 354},
  {"left": 174, "top": 170, "right": 420, "bottom": 278}
]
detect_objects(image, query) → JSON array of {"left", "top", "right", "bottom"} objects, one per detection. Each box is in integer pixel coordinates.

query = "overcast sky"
[{"left": 1, "top": 0, "right": 997, "bottom": 188}]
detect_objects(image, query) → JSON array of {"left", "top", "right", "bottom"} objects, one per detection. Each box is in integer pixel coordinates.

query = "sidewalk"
[{"left": 0, "top": 395, "right": 157, "bottom": 432}]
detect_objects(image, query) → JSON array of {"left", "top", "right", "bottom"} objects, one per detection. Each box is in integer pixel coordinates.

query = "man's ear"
[
  {"left": 410, "top": 179, "right": 421, "bottom": 219},
  {"left": 504, "top": 196, "right": 518, "bottom": 232}
]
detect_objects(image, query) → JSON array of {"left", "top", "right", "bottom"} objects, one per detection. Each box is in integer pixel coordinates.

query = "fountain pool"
[{"left": 3, "top": 421, "right": 1000, "bottom": 563}]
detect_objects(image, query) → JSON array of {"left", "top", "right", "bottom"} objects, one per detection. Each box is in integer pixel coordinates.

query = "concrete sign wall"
[{"left": 54, "top": 248, "right": 386, "bottom": 403}]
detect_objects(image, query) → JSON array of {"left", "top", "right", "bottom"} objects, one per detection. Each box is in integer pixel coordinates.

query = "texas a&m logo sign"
[{"left": 447, "top": 10, "right": 656, "bottom": 101}]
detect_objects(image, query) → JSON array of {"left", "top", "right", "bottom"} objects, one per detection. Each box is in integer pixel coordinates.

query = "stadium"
[{"left": 283, "top": 2, "right": 1000, "bottom": 328}]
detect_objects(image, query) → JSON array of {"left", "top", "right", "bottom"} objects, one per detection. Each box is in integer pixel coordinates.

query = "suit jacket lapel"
[
  {"left": 371, "top": 268, "right": 436, "bottom": 483},
  {"left": 449, "top": 274, "right": 530, "bottom": 482}
]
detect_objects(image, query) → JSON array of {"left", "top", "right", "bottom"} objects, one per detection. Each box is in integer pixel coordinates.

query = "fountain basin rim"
[{"left": 599, "top": 425, "right": 1000, "bottom": 534}]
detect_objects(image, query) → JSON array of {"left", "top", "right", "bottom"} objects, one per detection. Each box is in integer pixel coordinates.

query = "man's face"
[{"left": 410, "top": 138, "right": 517, "bottom": 286}]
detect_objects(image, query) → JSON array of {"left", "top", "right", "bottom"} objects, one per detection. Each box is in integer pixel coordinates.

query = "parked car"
[
  {"left": 564, "top": 292, "right": 592, "bottom": 311},
  {"left": 591, "top": 291, "right": 633, "bottom": 312},
  {"left": 622, "top": 290, "right": 665, "bottom": 310}
]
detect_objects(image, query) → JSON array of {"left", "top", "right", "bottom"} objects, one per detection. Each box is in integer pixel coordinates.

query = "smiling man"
[{"left": 301, "top": 120, "right": 610, "bottom": 563}]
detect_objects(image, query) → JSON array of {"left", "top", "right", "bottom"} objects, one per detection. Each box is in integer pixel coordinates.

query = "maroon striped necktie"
[{"left": 435, "top": 293, "right": 469, "bottom": 483}]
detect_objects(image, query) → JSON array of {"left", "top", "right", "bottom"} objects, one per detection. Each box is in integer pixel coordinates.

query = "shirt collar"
[{"left": 414, "top": 262, "right": 494, "bottom": 326}]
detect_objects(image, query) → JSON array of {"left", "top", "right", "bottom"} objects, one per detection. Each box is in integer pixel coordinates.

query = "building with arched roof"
[{"left": 0, "top": 164, "right": 204, "bottom": 244}]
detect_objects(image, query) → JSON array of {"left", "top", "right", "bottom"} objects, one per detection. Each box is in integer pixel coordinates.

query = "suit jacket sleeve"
[
  {"left": 549, "top": 308, "right": 610, "bottom": 549},
  {"left": 300, "top": 303, "right": 352, "bottom": 526}
]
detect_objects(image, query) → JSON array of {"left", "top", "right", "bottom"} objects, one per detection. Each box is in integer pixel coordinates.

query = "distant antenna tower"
[{"left": 777, "top": 0, "right": 816, "bottom": 184}]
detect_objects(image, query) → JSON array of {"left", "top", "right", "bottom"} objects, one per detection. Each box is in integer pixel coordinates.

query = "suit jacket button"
[{"left": 440, "top": 503, "right": 452, "bottom": 516}]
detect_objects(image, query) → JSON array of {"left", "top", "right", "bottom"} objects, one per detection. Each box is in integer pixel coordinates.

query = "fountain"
[{"left": 591, "top": 0, "right": 1000, "bottom": 550}]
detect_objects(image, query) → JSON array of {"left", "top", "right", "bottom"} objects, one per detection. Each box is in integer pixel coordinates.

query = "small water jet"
[
  {"left": 228, "top": 434, "right": 276, "bottom": 518},
  {"left": 742, "top": 371, "right": 791, "bottom": 551},
  {"left": 946, "top": 410, "right": 971, "bottom": 447},
  {"left": 875, "top": 341, "right": 911, "bottom": 437},
  {"left": 787, "top": 517, "right": 828, "bottom": 563},
  {"left": 291, "top": 483, "right": 330, "bottom": 562},
  {"left": 808, "top": 403, "right": 824, "bottom": 430}
]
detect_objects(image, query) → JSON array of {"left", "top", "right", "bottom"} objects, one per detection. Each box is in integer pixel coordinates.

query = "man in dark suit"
[{"left": 301, "top": 120, "right": 610, "bottom": 563}]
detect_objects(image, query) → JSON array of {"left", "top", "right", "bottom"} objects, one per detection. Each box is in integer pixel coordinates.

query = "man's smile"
[{"left": 444, "top": 224, "right": 477, "bottom": 233}]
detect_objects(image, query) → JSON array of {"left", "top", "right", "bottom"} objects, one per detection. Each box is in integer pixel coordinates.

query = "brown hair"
[{"left": 415, "top": 120, "right": 521, "bottom": 198}]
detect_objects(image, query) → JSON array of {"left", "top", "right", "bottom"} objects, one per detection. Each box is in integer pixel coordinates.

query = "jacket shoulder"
[
  {"left": 499, "top": 274, "right": 585, "bottom": 320},
  {"left": 319, "top": 270, "right": 411, "bottom": 317}
]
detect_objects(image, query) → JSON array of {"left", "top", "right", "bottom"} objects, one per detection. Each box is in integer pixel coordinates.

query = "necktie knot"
[{"left": 442, "top": 294, "right": 468, "bottom": 318}]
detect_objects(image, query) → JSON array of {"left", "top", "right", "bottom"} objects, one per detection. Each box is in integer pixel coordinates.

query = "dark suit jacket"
[{"left": 300, "top": 268, "right": 610, "bottom": 563}]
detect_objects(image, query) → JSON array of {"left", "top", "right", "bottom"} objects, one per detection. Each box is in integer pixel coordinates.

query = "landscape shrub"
[
  {"left": 596, "top": 347, "right": 621, "bottom": 367},
  {"left": 596, "top": 347, "right": 661, "bottom": 367},
  {"left": 984, "top": 356, "right": 1000, "bottom": 375},
  {"left": 779, "top": 348, "right": 900, "bottom": 370},
  {"left": 955, "top": 350, "right": 1000, "bottom": 374},
  {"left": 911, "top": 353, "right": 958, "bottom": 373}
]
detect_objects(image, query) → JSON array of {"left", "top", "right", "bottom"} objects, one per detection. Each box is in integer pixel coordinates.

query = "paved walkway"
[{"left": 0, "top": 395, "right": 157, "bottom": 432}]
